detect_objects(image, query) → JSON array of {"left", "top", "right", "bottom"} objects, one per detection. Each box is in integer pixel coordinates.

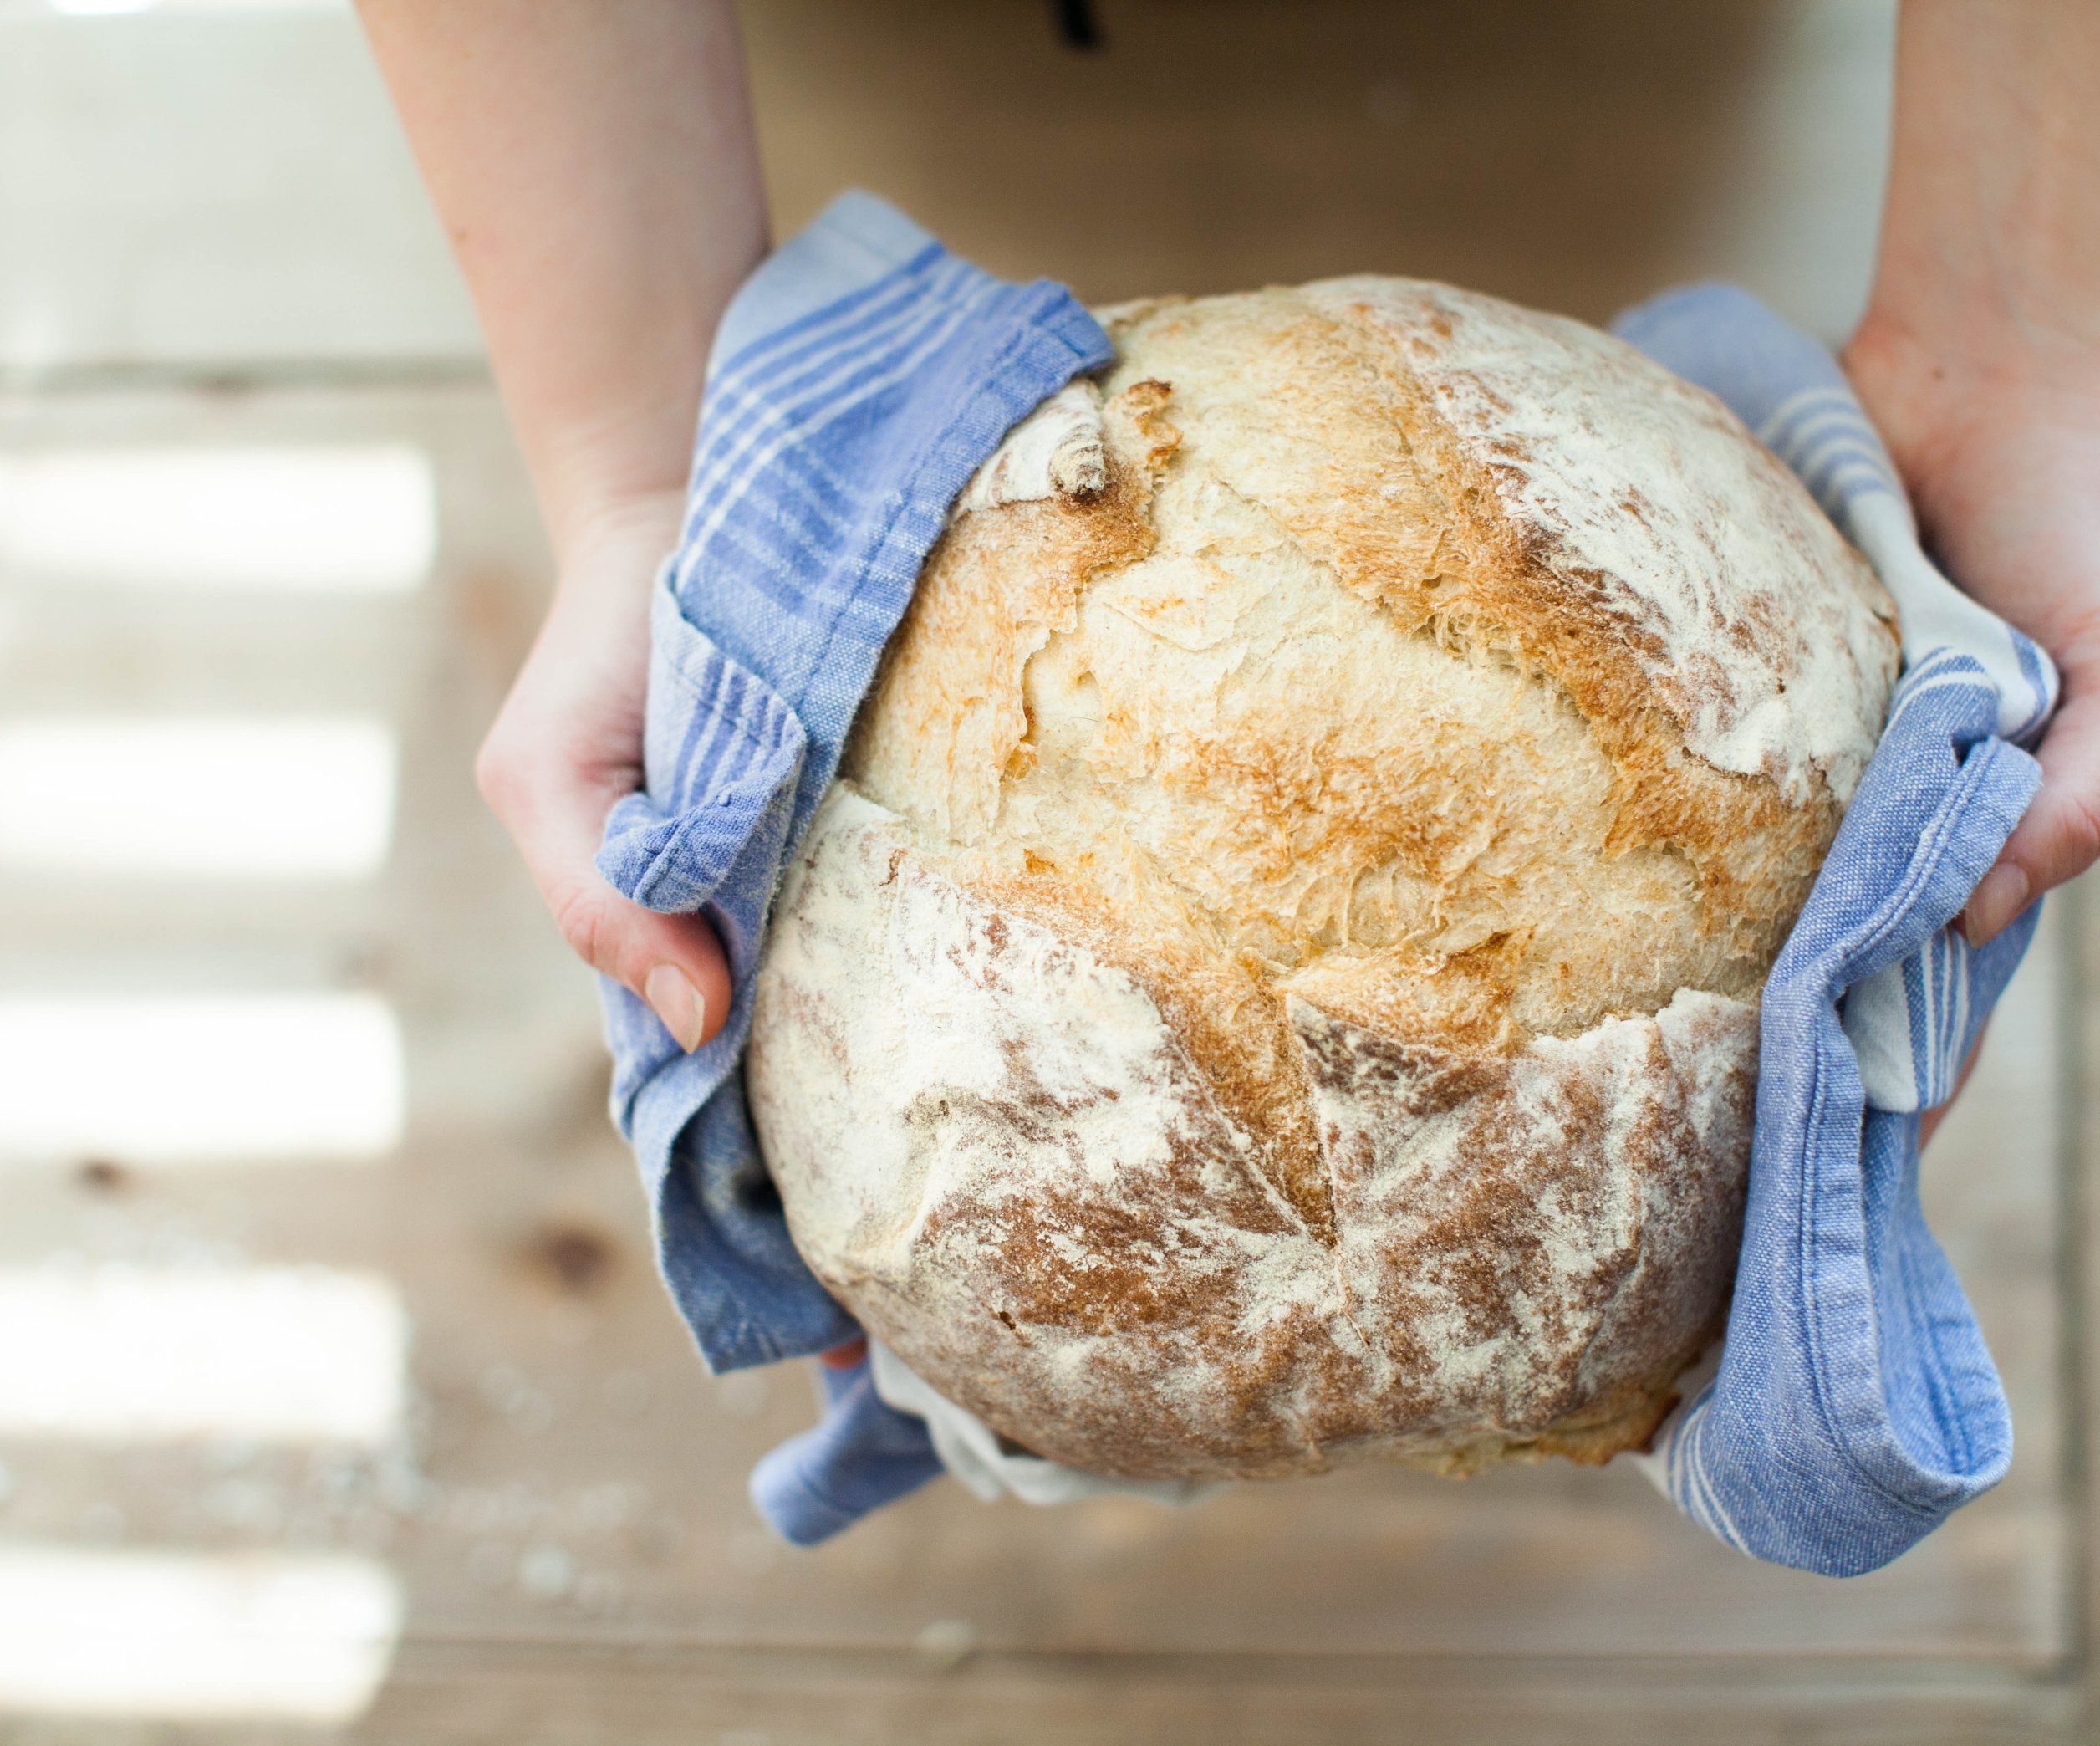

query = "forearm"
[
  {"left": 1854, "top": 1, "right": 2100, "bottom": 428},
  {"left": 349, "top": 1, "right": 760, "bottom": 1049},
  {"left": 354, "top": 0, "right": 767, "bottom": 563},
  {"left": 1847, "top": 1, "right": 2100, "bottom": 947}
]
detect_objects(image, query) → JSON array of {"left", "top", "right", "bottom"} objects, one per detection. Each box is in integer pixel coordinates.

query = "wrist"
[
  {"left": 527, "top": 402, "right": 696, "bottom": 571},
  {"left": 547, "top": 477, "right": 687, "bottom": 590},
  {"left": 1856, "top": 0, "right": 2100, "bottom": 462},
  {"left": 1849, "top": 285, "right": 2100, "bottom": 394},
  {"left": 1845, "top": 295, "right": 2100, "bottom": 499}
]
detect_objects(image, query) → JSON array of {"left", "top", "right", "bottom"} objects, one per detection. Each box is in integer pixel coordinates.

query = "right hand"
[
  {"left": 475, "top": 488, "right": 731, "bottom": 1053},
  {"left": 1845, "top": 310, "right": 2100, "bottom": 950}
]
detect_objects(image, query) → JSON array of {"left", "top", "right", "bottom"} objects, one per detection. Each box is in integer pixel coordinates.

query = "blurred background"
[{"left": 0, "top": 2, "right": 2090, "bottom": 1741}]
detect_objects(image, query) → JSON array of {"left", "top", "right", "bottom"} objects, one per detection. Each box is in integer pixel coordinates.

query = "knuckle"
[
  {"left": 2024, "top": 781, "right": 2100, "bottom": 886},
  {"left": 473, "top": 728, "right": 524, "bottom": 814},
  {"left": 2045, "top": 787, "right": 2100, "bottom": 883},
  {"left": 548, "top": 880, "right": 615, "bottom": 976}
]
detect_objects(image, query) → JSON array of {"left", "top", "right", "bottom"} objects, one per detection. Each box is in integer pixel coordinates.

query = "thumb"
[
  {"left": 553, "top": 875, "right": 732, "bottom": 1054},
  {"left": 479, "top": 738, "right": 731, "bottom": 1054}
]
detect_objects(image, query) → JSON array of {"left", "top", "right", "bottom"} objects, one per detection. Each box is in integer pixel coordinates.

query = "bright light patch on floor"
[
  {"left": 0, "top": 717, "right": 396, "bottom": 880},
  {"left": 41, "top": 0, "right": 346, "bottom": 12},
  {"left": 0, "top": 446, "right": 433, "bottom": 592},
  {"left": 0, "top": 1264, "right": 407, "bottom": 1442},
  {"left": 0, "top": 993, "right": 403, "bottom": 1166},
  {"left": 0, "top": 1546, "right": 399, "bottom": 1720}
]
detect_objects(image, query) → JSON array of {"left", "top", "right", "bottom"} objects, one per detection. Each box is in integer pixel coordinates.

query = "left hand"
[{"left": 475, "top": 488, "right": 732, "bottom": 1053}]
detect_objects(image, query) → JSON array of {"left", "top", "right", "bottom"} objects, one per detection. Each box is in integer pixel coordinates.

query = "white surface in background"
[
  {"left": 38, "top": 1, "right": 343, "bottom": 15},
  {"left": 0, "top": 717, "right": 397, "bottom": 878},
  {"left": 1680, "top": 1, "right": 1896, "bottom": 343},
  {"left": 0, "top": 7, "right": 476, "bottom": 369},
  {"left": 0, "top": 2, "right": 1901, "bottom": 367},
  {"left": 0, "top": 1545, "right": 400, "bottom": 1718},
  {"left": 0, "top": 993, "right": 404, "bottom": 1164},
  {"left": 0, "top": 1264, "right": 407, "bottom": 1442},
  {"left": 0, "top": 447, "right": 435, "bottom": 591}
]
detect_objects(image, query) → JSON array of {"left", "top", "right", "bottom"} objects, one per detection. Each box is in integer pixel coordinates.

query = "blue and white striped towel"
[
  {"left": 595, "top": 191, "right": 1098, "bottom": 1534},
  {"left": 1613, "top": 285, "right": 2055, "bottom": 1574},
  {"left": 599, "top": 191, "right": 2057, "bottom": 1574}
]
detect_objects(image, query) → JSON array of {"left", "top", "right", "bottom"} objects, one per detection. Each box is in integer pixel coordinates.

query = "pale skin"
[{"left": 354, "top": 0, "right": 2097, "bottom": 1183}]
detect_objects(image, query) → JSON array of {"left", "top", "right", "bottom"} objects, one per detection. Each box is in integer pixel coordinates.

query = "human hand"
[
  {"left": 352, "top": 0, "right": 764, "bottom": 1051},
  {"left": 1844, "top": 315, "right": 2100, "bottom": 946},
  {"left": 1839, "top": 0, "right": 2100, "bottom": 952},
  {"left": 475, "top": 489, "right": 731, "bottom": 1052}
]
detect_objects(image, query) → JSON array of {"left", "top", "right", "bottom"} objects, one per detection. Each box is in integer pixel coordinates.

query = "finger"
[
  {"left": 550, "top": 875, "right": 732, "bottom": 1054},
  {"left": 1961, "top": 687, "right": 2100, "bottom": 945},
  {"left": 479, "top": 738, "right": 731, "bottom": 1052}
]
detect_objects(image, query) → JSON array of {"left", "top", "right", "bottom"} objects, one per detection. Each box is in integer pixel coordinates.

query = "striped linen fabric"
[
  {"left": 600, "top": 195, "right": 2057, "bottom": 1569},
  {"left": 1614, "top": 283, "right": 2056, "bottom": 1572},
  {"left": 594, "top": 189, "right": 1111, "bottom": 1390}
]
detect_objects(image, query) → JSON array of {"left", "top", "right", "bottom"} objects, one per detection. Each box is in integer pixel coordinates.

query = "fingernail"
[
  {"left": 1960, "top": 863, "right": 2030, "bottom": 947},
  {"left": 644, "top": 964, "right": 706, "bottom": 1053}
]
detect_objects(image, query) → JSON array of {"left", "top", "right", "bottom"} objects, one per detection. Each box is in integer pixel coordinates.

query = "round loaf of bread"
[{"left": 747, "top": 278, "right": 1899, "bottom": 1481}]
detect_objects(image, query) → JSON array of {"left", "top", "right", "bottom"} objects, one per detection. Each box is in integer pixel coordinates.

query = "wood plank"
[
  {"left": 740, "top": 0, "right": 1891, "bottom": 339},
  {"left": 354, "top": 1641, "right": 2077, "bottom": 1746},
  {"left": 0, "top": 385, "right": 2077, "bottom": 1745},
  {"left": 1, "top": 4, "right": 2091, "bottom": 1725}
]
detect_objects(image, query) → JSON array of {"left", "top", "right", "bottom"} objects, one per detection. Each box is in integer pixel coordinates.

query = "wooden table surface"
[{"left": 2, "top": 5, "right": 2090, "bottom": 1740}]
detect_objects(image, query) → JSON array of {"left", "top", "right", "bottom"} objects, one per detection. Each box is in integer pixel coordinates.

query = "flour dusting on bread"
[{"left": 748, "top": 278, "right": 1897, "bottom": 1480}]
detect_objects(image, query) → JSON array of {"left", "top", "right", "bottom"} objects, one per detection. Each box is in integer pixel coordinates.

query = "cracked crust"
[{"left": 747, "top": 279, "right": 1897, "bottom": 1481}]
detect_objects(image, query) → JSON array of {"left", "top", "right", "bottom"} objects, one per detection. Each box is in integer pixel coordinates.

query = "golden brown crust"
[
  {"left": 751, "top": 809, "right": 1753, "bottom": 1480},
  {"left": 754, "top": 278, "right": 1898, "bottom": 1480}
]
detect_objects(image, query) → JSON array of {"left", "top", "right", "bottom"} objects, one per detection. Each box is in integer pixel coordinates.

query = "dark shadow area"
[{"left": 743, "top": 0, "right": 1788, "bottom": 322}]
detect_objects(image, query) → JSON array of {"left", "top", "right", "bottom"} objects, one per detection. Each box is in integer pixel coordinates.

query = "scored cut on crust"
[{"left": 747, "top": 278, "right": 1899, "bottom": 1482}]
